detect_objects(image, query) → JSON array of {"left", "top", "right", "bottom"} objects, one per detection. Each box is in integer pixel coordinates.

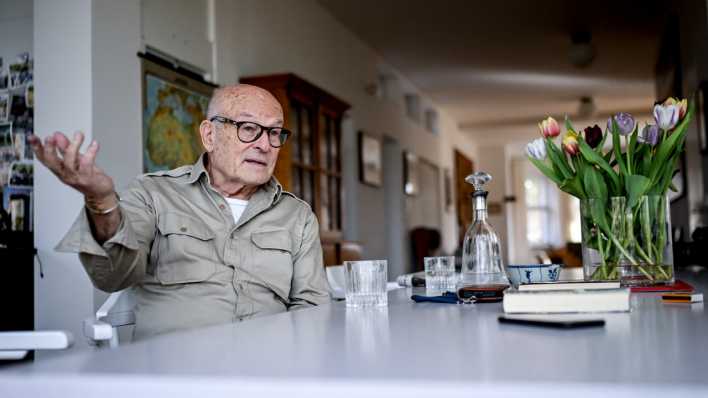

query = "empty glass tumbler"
[
  {"left": 424, "top": 256, "right": 456, "bottom": 291},
  {"left": 344, "top": 260, "right": 388, "bottom": 307}
]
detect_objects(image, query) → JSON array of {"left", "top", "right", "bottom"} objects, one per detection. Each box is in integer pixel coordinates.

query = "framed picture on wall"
[
  {"left": 444, "top": 168, "right": 452, "bottom": 210},
  {"left": 403, "top": 151, "right": 419, "bottom": 196},
  {"left": 358, "top": 131, "right": 382, "bottom": 187},
  {"left": 140, "top": 53, "right": 217, "bottom": 173}
]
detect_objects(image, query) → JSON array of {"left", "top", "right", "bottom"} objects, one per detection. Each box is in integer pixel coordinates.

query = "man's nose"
[{"left": 252, "top": 131, "right": 272, "bottom": 152}]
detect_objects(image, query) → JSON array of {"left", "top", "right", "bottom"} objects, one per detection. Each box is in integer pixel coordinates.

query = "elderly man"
[{"left": 29, "top": 84, "right": 331, "bottom": 340}]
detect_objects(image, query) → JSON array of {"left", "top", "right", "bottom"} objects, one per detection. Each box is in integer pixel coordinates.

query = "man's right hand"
[
  {"left": 29, "top": 131, "right": 116, "bottom": 206},
  {"left": 30, "top": 132, "right": 122, "bottom": 243}
]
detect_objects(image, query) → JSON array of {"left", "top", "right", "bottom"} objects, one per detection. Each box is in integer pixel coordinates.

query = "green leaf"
[
  {"left": 625, "top": 174, "right": 651, "bottom": 209},
  {"left": 560, "top": 173, "right": 586, "bottom": 199},
  {"left": 528, "top": 156, "right": 562, "bottom": 185},
  {"left": 628, "top": 127, "right": 638, "bottom": 173},
  {"left": 588, "top": 197, "right": 610, "bottom": 235},
  {"left": 545, "top": 138, "right": 573, "bottom": 180},
  {"left": 648, "top": 128, "right": 687, "bottom": 183},
  {"left": 583, "top": 165, "right": 608, "bottom": 203},
  {"left": 572, "top": 155, "right": 585, "bottom": 177},
  {"left": 635, "top": 145, "right": 651, "bottom": 175},
  {"left": 578, "top": 138, "right": 620, "bottom": 193},
  {"left": 596, "top": 130, "right": 608, "bottom": 153},
  {"left": 564, "top": 116, "right": 576, "bottom": 133},
  {"left": 580, "top": 165, "right": 610, "bottom": 236},
  {"left": 612, "top": 127, "right": 628, "bottom": 177}
]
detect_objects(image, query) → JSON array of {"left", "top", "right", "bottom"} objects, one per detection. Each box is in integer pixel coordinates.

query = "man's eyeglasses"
[{"left": 209, "top": 116, "right": 291, "bottom": 148}]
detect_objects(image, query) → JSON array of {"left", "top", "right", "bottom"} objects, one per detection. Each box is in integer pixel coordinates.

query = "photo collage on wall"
[{"left": 0, "top": 52, "right": 34, "bottom": 234}]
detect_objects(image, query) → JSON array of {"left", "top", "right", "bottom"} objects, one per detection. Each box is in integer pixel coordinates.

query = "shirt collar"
[
  {"left": 186, "top": 153, "right": 209, "bottom": 184},
  {"left": 187, "top": 152, "right": 283, "bottom": 205}
]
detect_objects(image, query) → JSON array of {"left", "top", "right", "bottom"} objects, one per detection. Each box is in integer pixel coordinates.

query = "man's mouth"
[{"left": 244, "top": 158, "right": 268, "bottom": 167}]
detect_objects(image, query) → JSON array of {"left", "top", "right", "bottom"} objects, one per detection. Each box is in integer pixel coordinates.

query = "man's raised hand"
[{"left": 29, "top": 131, "right": 116, "bottom": 205}]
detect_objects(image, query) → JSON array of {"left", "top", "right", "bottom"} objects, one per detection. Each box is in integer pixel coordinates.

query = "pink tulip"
[{"left": 538, "top": 117, "right": 560, "bottom": 138}]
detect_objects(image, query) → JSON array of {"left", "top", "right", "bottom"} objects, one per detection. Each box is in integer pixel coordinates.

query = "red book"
[{"left": 630, "top": 279, "right": 694, "bottom": 293}]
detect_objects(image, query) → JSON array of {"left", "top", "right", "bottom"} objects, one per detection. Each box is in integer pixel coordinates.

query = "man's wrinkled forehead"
[{"left": 211, "top": 85, "right": 283, "bottom": 123}]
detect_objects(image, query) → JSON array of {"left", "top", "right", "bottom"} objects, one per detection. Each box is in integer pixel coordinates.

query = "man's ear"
[{"left": 199, "top": 119, "right": 214, "bottom": 151}]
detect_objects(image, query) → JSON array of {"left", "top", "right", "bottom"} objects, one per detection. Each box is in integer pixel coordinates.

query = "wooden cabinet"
[
  {"left": 240, "top": 74, "right": 356, "bottom": 265},
  {"left": 454, "top": 149, "right": 475, "bottom": 237}
]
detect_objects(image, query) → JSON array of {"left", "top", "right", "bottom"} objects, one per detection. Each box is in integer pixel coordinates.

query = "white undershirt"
[{"left": 224, "top": 197, "right": 249, "bottom": 224}]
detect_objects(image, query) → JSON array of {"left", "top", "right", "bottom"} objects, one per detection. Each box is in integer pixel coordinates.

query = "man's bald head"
[{"left": 206, "top": 84, "right": 283, "bottom": 123}]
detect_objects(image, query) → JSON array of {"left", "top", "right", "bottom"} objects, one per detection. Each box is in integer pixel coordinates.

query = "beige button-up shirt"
[{"left": 57, "top": 154, "right": 331, "bottom": 340}]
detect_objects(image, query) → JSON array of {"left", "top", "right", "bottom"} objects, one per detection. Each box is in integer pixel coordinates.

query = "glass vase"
[{"left": 580, "top": 195, "right": 674, "bottom": 286}]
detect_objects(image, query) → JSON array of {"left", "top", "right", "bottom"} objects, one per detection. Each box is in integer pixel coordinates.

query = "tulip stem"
[{"left": 625, "top": 135, "right": 632, "bottom": 175}]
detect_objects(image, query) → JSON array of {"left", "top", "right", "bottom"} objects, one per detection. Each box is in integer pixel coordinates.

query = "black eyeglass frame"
[{"left": 209, "top": 115, "right": 291, "bottom": 148}]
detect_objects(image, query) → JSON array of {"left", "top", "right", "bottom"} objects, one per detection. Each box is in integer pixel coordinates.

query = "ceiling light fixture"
[{"left": 568, "top": 31, "right": 595, "bottom": 68}]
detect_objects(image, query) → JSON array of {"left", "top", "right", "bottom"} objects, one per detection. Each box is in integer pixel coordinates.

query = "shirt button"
[
  {"left": 219, "top": 204, "right": 226, "bottom": 210},
  {"left": 180, "top": 227, "right": 187, "bottom": 232}
]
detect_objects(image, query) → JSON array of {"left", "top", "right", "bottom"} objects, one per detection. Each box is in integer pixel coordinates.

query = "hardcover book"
[
  {"left": 518, "top": 280, "right": 620, "bottom": 291},
  {"left": 503, "top": 288, "right": 630, "bottom": 314}
]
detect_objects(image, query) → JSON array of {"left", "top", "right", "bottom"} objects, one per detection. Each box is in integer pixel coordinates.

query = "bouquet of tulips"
[{"left": 525, "top": 98, "right": 694, "bottom": 283}]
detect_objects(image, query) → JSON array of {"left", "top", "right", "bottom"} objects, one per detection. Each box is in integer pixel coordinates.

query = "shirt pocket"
[
  {"left": 249, "top": 228, "right": 294, "bottom": 301},
  {"left": 155, "top": 211, "right": 217, "bottom": 285}
]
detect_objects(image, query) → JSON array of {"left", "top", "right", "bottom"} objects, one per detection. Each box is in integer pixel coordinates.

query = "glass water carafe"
[{"left": 460, "top": 172, "right": 509, "bottom": 288}]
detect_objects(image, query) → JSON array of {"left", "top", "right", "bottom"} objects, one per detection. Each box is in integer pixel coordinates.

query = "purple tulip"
[
  {"left": 607, "top": 112, "right": 636, "bottom": 136},
  {"left": 584, "top": 124, "right": 603, "bottom": 148},
  {"left": 653, "top": 103, "right": 679, "bottom": 130},
  {"left": 639, "top": 123, "right": 659, "bottom": 146}
]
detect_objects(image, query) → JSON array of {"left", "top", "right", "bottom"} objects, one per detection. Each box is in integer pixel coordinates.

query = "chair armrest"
[
  {"left": 83, "top": 318, "right": 114, "bottom": 341},
  {"left": 0, "top": 330, "right": 73, "bottom": 350}
]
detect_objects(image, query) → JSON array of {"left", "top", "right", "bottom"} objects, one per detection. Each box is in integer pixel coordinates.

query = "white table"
[{"left": 2, "top": 269, "right": 708, "bottom": 398}]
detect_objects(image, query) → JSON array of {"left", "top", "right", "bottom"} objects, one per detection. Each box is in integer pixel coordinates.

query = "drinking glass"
[
  {"left": 424, "top": 256, "right": 456, "bottom": 291},
  {"left": 344, "top": 260, "right": 388, "bottom": 307}
]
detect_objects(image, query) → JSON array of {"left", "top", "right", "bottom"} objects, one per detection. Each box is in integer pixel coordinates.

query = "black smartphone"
[{"left": 498, "top": 315, "right": 605, "bottom": 329}]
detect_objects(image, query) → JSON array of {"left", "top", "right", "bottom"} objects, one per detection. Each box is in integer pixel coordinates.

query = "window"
[
  {"left": 404, "top": 94, "right": 421, "bottom": 123},
  {"left": 424, "top": 109, "right": 439, "bottom": 134},
  {"left": 568, "top": 197, "right": 582, "bottom": 243},
  {"left": 524, "top": 173, "right": 560, "bottom": 248}
]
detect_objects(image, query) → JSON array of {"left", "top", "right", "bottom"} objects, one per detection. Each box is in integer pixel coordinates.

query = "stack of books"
[{"left": 503, "top": 281, "right": 630, "bottom": 314}]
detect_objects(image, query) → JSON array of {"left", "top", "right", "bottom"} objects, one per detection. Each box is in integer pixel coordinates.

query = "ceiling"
[{"left": 318, "top": 0, "right": 669, "bottom": 136}]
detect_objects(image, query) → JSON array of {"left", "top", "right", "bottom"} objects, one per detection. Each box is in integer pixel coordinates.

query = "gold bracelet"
[{"left": 85, "top": 193, "right": 120, "bottom": 215}]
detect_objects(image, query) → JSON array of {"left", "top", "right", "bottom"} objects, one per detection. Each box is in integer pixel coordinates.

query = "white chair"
[
  {"left": 0, "top": 330, "right": 73, "bottom": 360},
  {"left": 83, "top": 289, "right": 136, "bottom": 348}
]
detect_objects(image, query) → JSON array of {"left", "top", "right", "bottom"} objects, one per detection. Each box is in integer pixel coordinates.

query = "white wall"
[
  {"left": 0, "top": 0, "right": 32, "bottom": 68},
  {"left": 92, "top": 0, "right": 142, "bottom": 193},
  {"left": 141, "top": 0, "right": 211, "bottom": 76},
  {"left": 90, "top": 0, "right": 142, "bottom": 308},
  {"left": 34, "top": 0, "right": 95, "bottom": 350}
]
